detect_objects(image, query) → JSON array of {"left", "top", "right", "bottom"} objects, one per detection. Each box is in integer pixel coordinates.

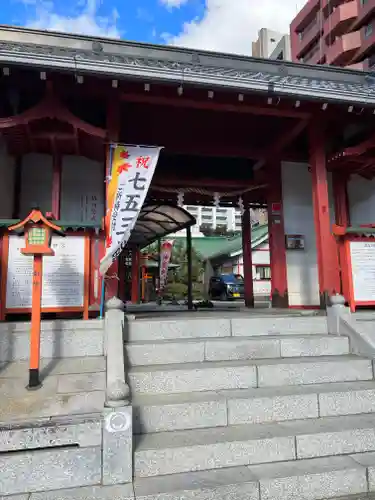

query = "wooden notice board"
[{"left": 0, "top": 232, "right": 91, "bottom": 318}]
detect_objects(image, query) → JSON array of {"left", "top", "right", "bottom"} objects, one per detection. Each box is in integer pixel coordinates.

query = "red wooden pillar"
[
  {"left": 332, "top": 171, "right": 350, "bottom": 297},
  {"left": 333, "top": 171, "right": 350, "bottom": 227},
  {"left": 309, "top": 121, "right": 341, "bottom": 307},
  {"left": 267, "top": 161, "right": 288, "bottom": 308},
  {"left": 241, "top": 207, "right": 254, "bottom": 308},
  {"left": 131, "top": 248, "right": 140, "bottom": 304},
  {"left": 104, "top": 96, "right": 120, "bottom": 301}
]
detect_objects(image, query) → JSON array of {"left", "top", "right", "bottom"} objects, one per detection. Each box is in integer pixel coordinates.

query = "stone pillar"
[
  {"left": 309, "top": 120, "right": 341, "bottom": 308},
  {"left": 102, "top": 297, "right": 132, "bottom": 484},
  {"left": 241, "top": 207, "right": 254, "bottom": 308},
  {"left": 104, "top": 297, "right": 129, "bottom": 407}
]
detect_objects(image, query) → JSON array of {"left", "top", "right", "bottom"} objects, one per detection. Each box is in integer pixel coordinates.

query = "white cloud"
[
  {"left": 24, "top": 0, "right": 121, "bottom": 38},
  {"left": 160, "top": 0, "right": 189, "bottom": 9},
  {"left": 166, "top": 0, "right": 307, "bottom": 55}
]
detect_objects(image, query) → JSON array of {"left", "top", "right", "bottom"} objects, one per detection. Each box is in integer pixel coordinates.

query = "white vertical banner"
[
  {"left": 159, "top": 240, "right": 174, "bottom": 292},
  {"left": 100, "top": 145, "right": 162, "bottom": 275}
]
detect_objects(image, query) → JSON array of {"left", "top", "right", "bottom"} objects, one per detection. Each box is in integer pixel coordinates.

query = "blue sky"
[{"left": 0, "top": 0, "right": 306, "bottom": 55}]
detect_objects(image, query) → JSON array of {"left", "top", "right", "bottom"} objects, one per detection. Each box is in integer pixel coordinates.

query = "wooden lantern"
[{"left": 8, "top": 209, "right": 64, "bottom": 389}]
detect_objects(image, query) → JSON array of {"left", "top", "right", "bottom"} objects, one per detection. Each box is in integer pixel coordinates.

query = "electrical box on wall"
[{"left": 285, "top": 234, "right": 305, "bottom": 250}]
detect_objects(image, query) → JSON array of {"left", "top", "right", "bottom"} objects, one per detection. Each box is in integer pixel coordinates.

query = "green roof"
[{"left": 172, "top": 224, "right": 268, "bottom": 261}]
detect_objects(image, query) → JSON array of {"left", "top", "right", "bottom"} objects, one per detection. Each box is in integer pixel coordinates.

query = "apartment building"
[
  {"left": 290, "top": 0, "right": 375, "bottom": 70},
  {"left": 252, "top": 28, "right": 292, "bottom": 60},
  {"left": 182, "top": 206, "right": 268, "bottom": 237}
]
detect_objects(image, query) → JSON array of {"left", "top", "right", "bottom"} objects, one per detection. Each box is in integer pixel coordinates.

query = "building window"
[
  {"left": 361, "top": 0, "right": 368, "bottom": 5},
  {"left": 365, "top": 23, "right": 373, "bottom": 38},
  {"left": 255, "top": 265, "right": 271, "bottom": 280}
]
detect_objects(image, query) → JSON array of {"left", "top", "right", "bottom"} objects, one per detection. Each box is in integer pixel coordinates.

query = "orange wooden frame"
[
  {"left": 1, "top": 230, "right": 91, "bottom": 319},
  {"left": 89, "top": 233, "right": 105, "bottom": 310}
]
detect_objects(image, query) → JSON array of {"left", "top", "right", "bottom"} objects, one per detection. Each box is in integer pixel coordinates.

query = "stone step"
[
  {"left": 0, "top": 357, "right": 106, "bottom": 423},
  {"left": 128, "top": 356, "right": 373, "bottom": 395},
  {"left": 0, "top": 415, "right": 103, "bottom": 496},
  {"left": 127, "top": 315, "right": 328, "bottom": 342},
  {"left": 134, "top": 455, "right": 369, "bottom": 500},
  {"left": 132, "top": 381, "right": 375, "bottom": 434},
  {"left": 134, "top": 414, "right": 375, "bottom": 478},
  {"left": 126, "top": 335, "right": 349, "bottom": 366}
]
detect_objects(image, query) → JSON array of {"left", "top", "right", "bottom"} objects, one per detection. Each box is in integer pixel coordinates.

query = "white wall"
[
  {"left": 282, "top": 162, "right": 335, "bottom": 306},
  {"left": 20, "top": 153, "right": 53, "bottom": 217},
  {"left": 60, "top": 156, "right": 104, "bottom": 224},
  {"left": 18, "top": 154, "right": 104, "bottom": 223},
  {"left": 347, "top": 175, "right": 375, "bottom": 225},
  {"left": 0, "top": 138, "right": 15, "bottom": 218}
]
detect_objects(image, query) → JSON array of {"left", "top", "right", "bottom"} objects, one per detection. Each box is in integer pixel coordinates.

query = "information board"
[
  {"left": 349, "top": 241, "right": 375, "bottom": 302},
  {"left": 6, "top": 235, "right": 85, "bottom": 309}
]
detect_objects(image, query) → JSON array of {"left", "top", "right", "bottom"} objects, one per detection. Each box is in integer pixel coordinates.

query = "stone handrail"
[
  {"left": 327, "top": 294, "right": 375, "bottom": 357},
  {"left": 104, "top": 297, "right": 130, "bottom": 407}
]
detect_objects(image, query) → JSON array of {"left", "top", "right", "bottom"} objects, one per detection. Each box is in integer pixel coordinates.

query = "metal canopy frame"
[{"left": 128, "top": 203, "right": 195, "bottom": 248}]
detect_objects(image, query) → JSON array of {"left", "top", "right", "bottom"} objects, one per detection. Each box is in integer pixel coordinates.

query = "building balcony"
[
  {"left": 291, "top": 0, "right": 321, "bottom": 32},
  {"left": 354, "top": 0, "right": 375, "bottom": 29},
  {"left": 325, "top": 30, "right": 361, "bottom": 65},
  {"left": 324, "top": 1, "right": 358, "bottom": 40},
  {"left": 294, "top": 18, "right": 322, "bottom": 59},
  {"left": 346, "top": 60, "right": 368, "bottom": 69},
  {"left": 349, "top": 22, "right": 375, "bottom": 63},
  {"left": 301, "top": 42, "right": 326, "bottom": 64}
]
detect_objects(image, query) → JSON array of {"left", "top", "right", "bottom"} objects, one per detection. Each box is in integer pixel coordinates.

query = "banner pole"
[{"left": 100, "top": 144, "right": 114, "bottom": 318}]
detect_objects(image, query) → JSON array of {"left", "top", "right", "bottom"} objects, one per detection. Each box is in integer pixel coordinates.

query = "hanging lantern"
[
  {"left": 213, "top": 192, "right": 220, "bottom": 207},
  {"left": 177, "top": 191, "right": 184, "bottom": 207},
  {"left": 238, "top": 196, "right": 245, "bottom": 215}
]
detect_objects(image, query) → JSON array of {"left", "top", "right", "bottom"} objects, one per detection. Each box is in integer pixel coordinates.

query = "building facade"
[
  {"left": 181, "top": 206, "right": 268, "bottom": 236},
  {"left": 290, "top": 0, "right": 375, "bottom": 69},
  {"left": 252, "top": 28, "right": 292, "bottom": 61},
  {"left": 0, "top": 26, "right": 374, "bottom": 314}
]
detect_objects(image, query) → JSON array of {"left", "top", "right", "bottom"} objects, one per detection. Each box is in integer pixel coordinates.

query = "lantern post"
[{"left": 8, "top": 209, "right": 64, "bottom": 390}]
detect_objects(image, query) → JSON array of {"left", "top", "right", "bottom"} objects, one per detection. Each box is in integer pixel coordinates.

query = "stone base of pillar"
[
  {"left": 102, "top": 406, "right": 133, "bottom": 485},
  {"left": 271, "top": 291, "right": 289, "bottom": 308},
  {"left": 245, "top": 297, "right": 255, "bottom": 308},
  {"left": 319, "top": 291, "right": 330, "bottom": 310}
]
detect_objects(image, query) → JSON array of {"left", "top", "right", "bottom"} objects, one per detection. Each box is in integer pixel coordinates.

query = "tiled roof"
[
  {"left": 172, "top": 224, "right": 268, "bottom": 260},
  {"left": 0, "top": 26, "right": 374, "bottom": 105}
]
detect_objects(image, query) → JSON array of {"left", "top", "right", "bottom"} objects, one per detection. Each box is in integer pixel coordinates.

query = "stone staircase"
[{"left": 126, "top": 315, "right": 375, "bottom": 500}]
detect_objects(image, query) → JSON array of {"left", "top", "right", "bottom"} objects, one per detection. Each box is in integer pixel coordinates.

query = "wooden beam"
[
  {"left": 341, "top": 134, "right": 375, "bottom": 157},
  {"left": 254, "top": 119, "right": 309, "bottom": 170},
  {"left": 152, "top": 176, "right": 252, "bottom": 189},
  {"left": 272, "top": 119, "right": 308, "bottom": 152},
  {"left": 121, "top": 92, "right": 311, "bottom": 119}
]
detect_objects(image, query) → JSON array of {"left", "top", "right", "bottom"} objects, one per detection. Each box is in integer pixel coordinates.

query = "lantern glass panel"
[{"left": 28, "top": 227, "right": 47, "bottom": 245}]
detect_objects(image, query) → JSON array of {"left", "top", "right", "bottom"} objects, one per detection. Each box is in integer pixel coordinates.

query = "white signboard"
[
  {"left": 350, "top": 241, "right": 375, "bottom": 302},
  {"left": 6, "top": 235, "right": 85, "bottom": 309}
]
